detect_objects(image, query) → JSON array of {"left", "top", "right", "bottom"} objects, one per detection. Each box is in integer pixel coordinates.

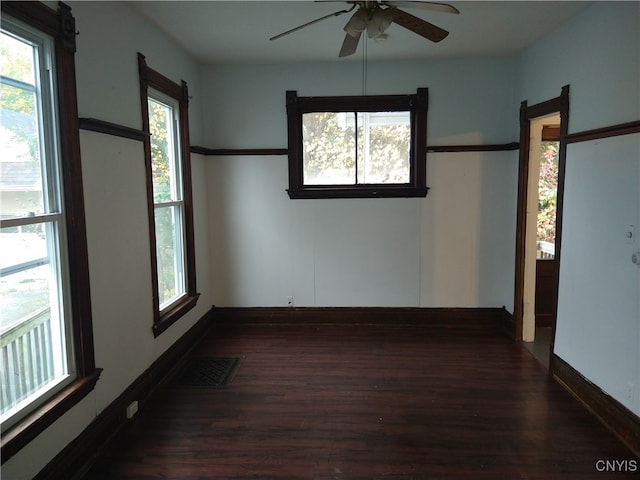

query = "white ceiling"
[{"left": 129, "top": 1, "right": 593, "bottom": 64}]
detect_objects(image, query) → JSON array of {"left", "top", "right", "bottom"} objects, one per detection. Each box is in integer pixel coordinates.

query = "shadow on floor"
[{"left": 523, "top": 326, "right": 552, "bottom": 368}]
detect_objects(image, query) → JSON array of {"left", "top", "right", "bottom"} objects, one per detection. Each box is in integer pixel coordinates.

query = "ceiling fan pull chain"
[{"left": 362, "top": 35, "right": 368, "bottom": 95}]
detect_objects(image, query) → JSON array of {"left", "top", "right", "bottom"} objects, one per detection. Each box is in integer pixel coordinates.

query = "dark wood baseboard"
[
  {"left": 501, "top": 308, "right": 516, "bottom": 339},
  {"left": 34, "top": 308, "right": 215, "bottom": 480},
  {"left": 212, "top": 306, "right": 513, "bottom": 332},
  {"left": 552, "top": 353, "right": 640, "bottom": 458}
]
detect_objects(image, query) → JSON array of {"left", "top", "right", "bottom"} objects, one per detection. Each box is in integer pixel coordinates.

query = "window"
[
  {"left": 0, "top": 2, "right": 99, "bottom": 461},
  {"left": 286, "top": 89, "right": 428, "bottom": 199},
  {"left": 138, "top": 53, "right": 198, "bottom": 337}
]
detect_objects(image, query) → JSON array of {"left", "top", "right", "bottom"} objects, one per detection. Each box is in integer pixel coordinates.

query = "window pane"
[
  {"left": 0, "top": 225, "right": 68, "bottom": 418},
  {"left": 303, "top": 112, "right": 356, "bottom": 185},
  {"left": 149, "top": 97, "right": 180, "bottom": 203},
  {"left": 0, "top": 31, "right": 35, "bottom": 83},
  {"left": 302, "top": 111, "right": 411, "bottom": 186},
  {"left": 358, "top": 112, "right": 411, "bottom": 184},
  {"left": 154, "top": 205, "right": 185, "bottom": 308},
  {"left": 0, "top": 224, "right": 59, "bottom": 332},
  {"left": 1, "top": 32, "right": 45, "bottom": 218}
]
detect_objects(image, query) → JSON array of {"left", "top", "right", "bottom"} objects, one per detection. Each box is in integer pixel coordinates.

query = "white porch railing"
[
  {"left": 537, "top": 240, "right": 555, "bottom": 260},
  {"left": 1, "top": 307, "right": 54, "bottom": 414}
]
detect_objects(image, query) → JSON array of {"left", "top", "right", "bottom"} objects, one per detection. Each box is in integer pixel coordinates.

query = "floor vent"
[{"left": 173, "top": 357, "right": 241, "bottom": 388}]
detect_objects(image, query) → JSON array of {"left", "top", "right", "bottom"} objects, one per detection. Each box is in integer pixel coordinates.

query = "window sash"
[
  {"left": 153, "top": 203, "right": 186, "bottom": 310},
  {"left": 148, "top": 93, "right": 183, "bottom": 204},
  {"left": 0, "top": 20, "right": 74, "bottom": 431},
  {"left": 148, "top": 92, "right": 188, "bottom": 313},
  {"left": 302, "top": 111, "right": 411, "bottom": 186}
]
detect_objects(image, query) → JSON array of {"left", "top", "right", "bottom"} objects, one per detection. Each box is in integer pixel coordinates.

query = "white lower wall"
[
  {"left": 1, "top": 2, "right": 212, "bottom": 478},
  {"left": 207, "top": 150, "right": 517, "bottom": 309},
  {"left": 204, "top": 58, "right": 519, "bottom": 311}
]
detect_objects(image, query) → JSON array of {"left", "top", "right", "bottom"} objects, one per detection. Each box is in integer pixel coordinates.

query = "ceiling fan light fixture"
[
  {"left": 367, "top": 8, "right": 393, "bottom": 39},
  {"left": 344, "top": 8, "right": 368, "bottom": 37}
]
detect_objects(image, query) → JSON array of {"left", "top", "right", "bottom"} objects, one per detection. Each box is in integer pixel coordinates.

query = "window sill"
[
  {"left": 0, "top": 368, "right": 102, "bottom": 464},
  {"left": 153, "top": 293, "right": 200, "bottom": 337},
  {"left": 287, "top": 186, "right": 429, "bottom": 199}
]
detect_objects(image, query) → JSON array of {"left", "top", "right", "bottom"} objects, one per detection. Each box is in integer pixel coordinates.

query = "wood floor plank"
[{"left": 82, "top": 325, "right": 638, "bottom": 479}]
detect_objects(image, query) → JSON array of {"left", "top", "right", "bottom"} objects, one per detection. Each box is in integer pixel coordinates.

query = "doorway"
[
  {"left": 523, "top": 115, "right": 560, "bottom": 366},
  {"left": 513, "top": 86, "right": 569, "bottom": 369}
]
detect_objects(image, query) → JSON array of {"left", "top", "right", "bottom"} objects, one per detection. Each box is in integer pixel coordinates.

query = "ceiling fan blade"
[
  {"left": 270, "top": 5, "right": 356, "bottom": 41},
  {"left": 388, "top": 7, "right": 449, "bottom": 42},
  {"left": 382, "top": 1, "right": 459, "bottom": 15},
  {"left": 339, "top": 31, "right": 362, "bottom": 57}
]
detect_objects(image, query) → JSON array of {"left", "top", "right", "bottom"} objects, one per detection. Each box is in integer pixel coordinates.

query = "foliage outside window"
[
  {"left": 0, "top": 2, "right": 100, "bottom": 462},
  {"left": 138, "top": 53, "right": 198, "bottom": 337},
  {"left": 536, "top": 140, "right": 559, "bottom": 259},
  {"left": 286, "top": 89, "right": 428, "bottom": 199}
]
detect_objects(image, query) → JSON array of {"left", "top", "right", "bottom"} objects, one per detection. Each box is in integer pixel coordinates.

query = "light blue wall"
[
  {"left": 517, "top": 1, "right": 640, "bottom": 414},
  {"left": 5, "top": 2, "right": 638, "bottom": 479},
  {"left": 202, "top": 58, "right": 518, "bottom": 309}
]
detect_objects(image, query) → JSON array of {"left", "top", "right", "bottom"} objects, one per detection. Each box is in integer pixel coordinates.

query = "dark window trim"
[
  {"left": 286, "top": 89, "right": 429, "bottom": 199},
  {"left": 0, "top": 1, "right": 101, "bottom": 463},
  {"left": 137, "top": 53, "right": 199, "bottom": 337}
]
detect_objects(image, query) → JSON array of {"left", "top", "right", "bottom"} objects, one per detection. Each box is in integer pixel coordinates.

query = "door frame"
[{"left": 513, "top": 86, "right": 569, "bottom": 364}]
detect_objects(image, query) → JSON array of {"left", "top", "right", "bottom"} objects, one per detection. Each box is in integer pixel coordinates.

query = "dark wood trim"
[
  {"left": 552, "top": 353, "right": 640, "bottom": 458},
  {"left": 211, "top": 306, "right": 512, "bottom": 331},
  {"left": 80, "top": 117, "right": 638, "bottom": 159},
  {"left": 79, "top": 117, "right": 149, "bottom": 142},
  {"left": 152, "top": 293, "right": 200, "bottom": 337},
  {"left": 566, "top": 120, "right": 640, "bottom": 144},
  {"left": 287, "top": 185, "right": 429, "bottom": 199},
  {"left": 137, "top": 53, "right": 161, "bottom": 328},
  {"left": 33, "top": 308, "right": 215, "bottom": 480},
  {"left": 1, "top": 1, "right": 100, "bottom": 463},
  {"left": 2, "top": 2, "right": 64, "bottom": 44},
  {"left": 427, "top": 142, "right": 520, "bottom": 153},
  {"left": 190, "top": 143, "right": 520, "bottom": 157},
  {"left": 541, "top": 125, "right": 561, "bottom": 142},
  {"left": 138, "top": 52, "right": 199, "bottom": 335},
  {"left": 550, "top": 85, "right": 570, "bottom": 360},
  {"left": 190, "top": 146, "right": 289, "bottom": 156},
  {"left": 513, "top": 86, "right": 569, "bottom": 343},
  {"left": 525, "top": 95, "right": 564, "bottom": 120},
  {"left": 1, "top": 369, "right": 102, "bottom": 462},
  {"left": 513, "top": 100, "right": 530, "bottom": 342},
  {"left": 285, "top": 89, "right": 429, "bottom": 199}
]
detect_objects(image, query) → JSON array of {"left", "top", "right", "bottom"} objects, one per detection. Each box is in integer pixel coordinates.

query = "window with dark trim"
[
  {"left": 0, "top": 1, "right": 101, "bottom": 462},
  {"left": 138, "top": 53, "right": 199, "bottom": 337},
  {"left": 286, "top": 88, "right": 428, "bottom": 199}
]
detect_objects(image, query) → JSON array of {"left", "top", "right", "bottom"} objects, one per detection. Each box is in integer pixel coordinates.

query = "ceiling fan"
[{"left": 270, "top": 1, "right": 460, "bottom": 58}]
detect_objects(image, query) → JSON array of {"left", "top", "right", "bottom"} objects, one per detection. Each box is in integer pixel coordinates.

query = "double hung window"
[
  {"left": 138, "top": 54, "right": 198, "bottom": 336},
  {"left": 0, "top": 2, "right": 99, "bottom": 460}
]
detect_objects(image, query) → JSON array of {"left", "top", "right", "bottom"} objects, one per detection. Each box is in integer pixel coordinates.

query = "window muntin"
[
  {"left": 286, "top": 89, "right": 428, "bottom": 199},
  {"left": 0, "top": 22, "right": 74, "bottom": 431}
]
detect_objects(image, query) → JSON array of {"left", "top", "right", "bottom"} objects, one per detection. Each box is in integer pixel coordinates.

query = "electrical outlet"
[
  {"left": 126, "top": 400, "right": 138, "bottom": 419},
  {"left": 625, "top": 225, "right": 636, "bottom": 244},
  {"left": 286, "top": 296, "right": 294, "bottom": 307}
]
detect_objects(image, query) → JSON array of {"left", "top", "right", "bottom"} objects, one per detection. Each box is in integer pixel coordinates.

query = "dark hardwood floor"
[{"left": 82, "top": 324, "right": 638, "bottom": 479}]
